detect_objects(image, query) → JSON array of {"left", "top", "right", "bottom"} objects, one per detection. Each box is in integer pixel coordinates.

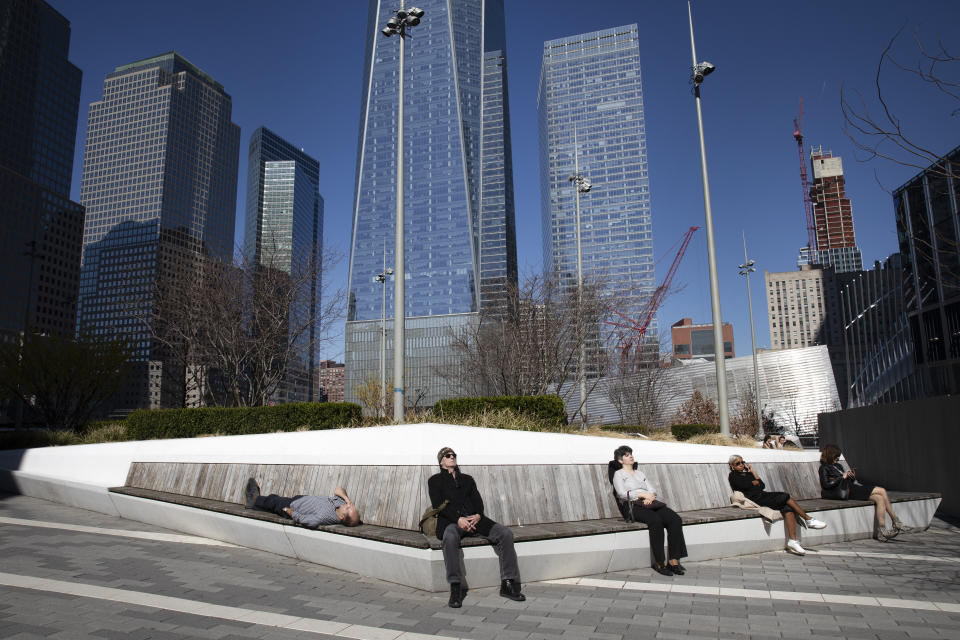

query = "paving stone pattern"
[{"left": 1, "top": 491, "right": 959, "bottom": 639}]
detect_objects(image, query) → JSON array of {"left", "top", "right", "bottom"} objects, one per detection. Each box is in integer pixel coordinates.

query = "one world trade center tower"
[{"left": 345, "top": 0, "right": 517, "bottom": 407}]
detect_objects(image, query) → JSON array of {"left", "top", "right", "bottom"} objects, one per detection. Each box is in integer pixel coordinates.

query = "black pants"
[
  {"left": 255, "top": 494, "right": 302, "bottom": 518},
  {"left": 631, "top": 504, "right": 687, "bottom": 565}
]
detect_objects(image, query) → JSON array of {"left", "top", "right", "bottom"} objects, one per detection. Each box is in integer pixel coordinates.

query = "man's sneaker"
[
  {"left": 805, "top": 518, "right": 827, "bottom": 529},
  {"left": 244, "top": 478, "right": 260, "bottom": 509},
  {"left": 785, "top": 539, "right": 806, "bottom": 555}
]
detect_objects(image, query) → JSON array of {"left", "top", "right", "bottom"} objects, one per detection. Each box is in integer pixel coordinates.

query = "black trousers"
[
  {"left": 255, "top": 494, "right": 302, "bottom": 518},
  {"left": 631, "top": 503, "right": 687, "bottom": 565}
]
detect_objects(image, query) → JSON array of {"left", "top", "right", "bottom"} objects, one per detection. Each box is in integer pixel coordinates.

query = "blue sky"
[{"left": 54, "top": 0, "right": 960, "bottom": 361}]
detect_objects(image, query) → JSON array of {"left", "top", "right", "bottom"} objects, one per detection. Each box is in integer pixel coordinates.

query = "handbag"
[
  {"left": 418, "top": 499, "right": 449, "bottom": 537},
  {"left": 633, "top": 498, "right": 667, "bottom": 510}
]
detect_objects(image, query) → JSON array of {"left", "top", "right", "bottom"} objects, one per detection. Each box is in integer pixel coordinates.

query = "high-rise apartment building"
[
  {"left": 77, "top": 52, "right": 240, "bottom": 413},
  {"left": 317, "top": 360, "right": 345, "bottom": 403},
  {"left": 538, "top": 25, "right": 655, "bottom": 350},
  {"left": 894, "top": 144, "right": 960, "bottom": 396},
  {"left": 344, "top": 0, "right": 516, "bottom": 406},
  {"left": 0, "top": 0, "right": 84, "bottom": 343},
  {"left": 766, "top": 264, "right": 852, "bottom": 404},
  {"left": 798, "top": 147, "right": 862, "bottom": 273},
  {"left": 244, "top": 127, "right": 323, "bottom": 402},
  {"left": 766, "top": 265, "right": 840, "bottom": 349}
]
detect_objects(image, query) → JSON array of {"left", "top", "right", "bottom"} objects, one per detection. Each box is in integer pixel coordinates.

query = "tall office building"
[
  {"left": 798, "top": 147, "right": 862, "bottom": 272},
  {"left": 0, "top": 0, "right": 84, "bottom": 343},
  {"left": 78, "top": 52, "right": 240, "bottom": 413},
  {"left": 894, "top": 144, "right": 960, "bottom": 396},
  {"left": 538, "top": 25, "right": 655, "bottom": 354},
  {"left": 244, "top": 127, "right": 323, "bottom": 402},
  {"left": 345, "top": 0, "right": 516, "bottom": 406}
]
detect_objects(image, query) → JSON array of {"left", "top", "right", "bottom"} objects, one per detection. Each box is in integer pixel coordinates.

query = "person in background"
[
  {"left": 761, "top": 434, "right": 776, "bottom": 449},
  {"left": 728, "top": 454, "right": 826, "bottom": 555},
  {"left": 819, "top": 443, "right": 913, "bottom": 541}
]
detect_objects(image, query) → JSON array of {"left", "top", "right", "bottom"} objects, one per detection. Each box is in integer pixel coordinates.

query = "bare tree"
[
  {"left": 729, "top": 383, "right": 760, "bottom": 438},
  {"left": 841, "top": 27, "right": 959, "bottom": 180},
  {"left": 0, "top": 332, "right": 130, "bottom": 431},
  {"left": 440, "top": 270, "right": 615, "bottom": 413},
  {"left": 139, "top": 244, "right": 344, "bottom": 407},
  {"left": 673, "top": 390, "right": 719, "bottom": 426}
]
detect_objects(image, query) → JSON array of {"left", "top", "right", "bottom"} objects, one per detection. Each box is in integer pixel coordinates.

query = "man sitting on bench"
[{"left": 243, "top": 478, "right": 361, "bottom": 527}]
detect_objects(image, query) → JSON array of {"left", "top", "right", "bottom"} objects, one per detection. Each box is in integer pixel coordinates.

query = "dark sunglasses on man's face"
[{"left": 444, "top": 453, "right": 457, "bottom": 459}]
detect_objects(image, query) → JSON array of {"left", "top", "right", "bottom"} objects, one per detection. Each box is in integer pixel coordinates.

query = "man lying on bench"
[{"left": 243, "top": 478, "right": 361, "bottom": 527}]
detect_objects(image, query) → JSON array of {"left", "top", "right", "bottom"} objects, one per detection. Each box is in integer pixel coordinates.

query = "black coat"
[{"left": 427, "top": 469, "right": 495, "bottom": 540}]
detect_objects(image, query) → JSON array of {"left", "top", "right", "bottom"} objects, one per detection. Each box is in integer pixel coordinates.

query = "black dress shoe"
[
  {"left": 244, "top": 478, "right": 260, "bottom": 509},
  {"left": 668, "top": 563, "right": 686, "bottom": 575},
  {"left": 500, "top": 579, "right": 526, "bottom": 601},
  {"left": 448, "top": 582, "right": 463, "bottom": 608},
  {"left": 652, "top": 564, "right": 674, "bottom": 576}
]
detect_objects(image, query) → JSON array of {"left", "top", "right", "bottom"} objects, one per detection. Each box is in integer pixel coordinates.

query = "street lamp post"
[
  {"left": 738, "top": 232, "right": 763, "bottom": 436},
  {"left": 688, "top": 1, "right": 730, "bottom": 436},
  {"left": 568, "top": 127, "right": 591, "bottom": 427},
  {"left": 376, "top": 263, "right": 393, "bottom": 418},
  {"left": 381, "top": 5, "right": 423, "bottom": 423}
]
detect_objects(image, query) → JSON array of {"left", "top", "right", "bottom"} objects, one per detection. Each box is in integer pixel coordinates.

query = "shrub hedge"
[
  {"left": 126, "top": 402, "right": 362, "bottom": 440},
  {"left": 433, "top": 395, "right": 567, "bottom": 427},
  {"left": 670, "top": 423, "right": 720, "bottom": 441}
]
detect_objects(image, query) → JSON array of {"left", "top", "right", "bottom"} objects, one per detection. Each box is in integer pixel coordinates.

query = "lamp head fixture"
[{"left": 692, "top": 61, "right": 715, "bottom": 86}]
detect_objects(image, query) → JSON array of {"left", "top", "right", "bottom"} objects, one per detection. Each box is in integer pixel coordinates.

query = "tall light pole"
[
  {"left": 568, "top": 127, "right": 591, "bottom": 427},
  {"left": 738, "top": 232, "right": 763, "bottom": 436},
  {"left": 382, "top": 5, "right": 423, "bottom": 423},
  {"left": 688, "top": 1, "right": 729, "bottom": 436},
  {"left": 376, "top": 262, "right": 393, "bottom": 418}
]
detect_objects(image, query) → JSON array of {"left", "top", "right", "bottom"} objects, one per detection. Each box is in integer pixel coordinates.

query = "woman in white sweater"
[{"left": 611, "top": 445, "right": 688, "bottom": 576}]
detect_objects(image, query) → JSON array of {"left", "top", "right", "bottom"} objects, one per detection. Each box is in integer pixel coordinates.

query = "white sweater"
[{"left": 613, "top": 468, "right": 656, "bottom": 502}]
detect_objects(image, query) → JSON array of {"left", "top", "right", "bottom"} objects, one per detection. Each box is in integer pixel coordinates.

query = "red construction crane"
[
  {"left": 793, "top": 99, "right": 817, "bottom": 255},
  {"left": 607, "top": 225, "right": 699, "bottom": 369}
]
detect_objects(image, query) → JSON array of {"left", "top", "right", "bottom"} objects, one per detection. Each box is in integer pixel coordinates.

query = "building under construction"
[{"left": 806, "top": 146, "right": 863, "bottom": 273}]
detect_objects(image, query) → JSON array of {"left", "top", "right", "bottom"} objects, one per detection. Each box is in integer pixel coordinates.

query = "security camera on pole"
[
  {"left": 381, "top": 5, "right": 424, "bottom": 423},
  {"left": 688, "top": 1, "right": 730, "bottom": 436}
]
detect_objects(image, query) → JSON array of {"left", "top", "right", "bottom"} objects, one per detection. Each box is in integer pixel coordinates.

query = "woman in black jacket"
[
  {"left": 819, "top": 444, "right": 912, "bottom": 541},
  {"left": 728, "top": 454, "right": 826, "bottom": 555}
]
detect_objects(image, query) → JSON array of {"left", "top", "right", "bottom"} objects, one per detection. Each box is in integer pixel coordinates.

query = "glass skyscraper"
[
  {"left": 0, "top": 0, "right": 84, "bottom": 342},
  {"left": 345, "top": 0, "right": 516, "bottom": 407},
  {"left": 538, "top": 25, "right": 655, "bottom": 354},
  {"left": 244, "top": 127, "right": 323, "bottom": 402},
  {"left": 78, "top": 52, "right": 240, "bottom": 413}
]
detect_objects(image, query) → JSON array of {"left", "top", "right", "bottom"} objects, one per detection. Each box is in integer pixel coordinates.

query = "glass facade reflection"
[
  {"left": 538, "top": 25, "right": 655, "bottom": 344},
  {"left": 0, "top": 0, "right": 85, "bottom": 345},
  {"left": 245, "top": 127, "right": 323, "bottom": 402},
  {"left": 894, "top": 145, "right": 960, "bottom": 396},
  {"left": 78, "top": 52, "right": 240, "bottom": 413},
  {"left": 345, "top": 0, "right": 516, "bottom": 406}
]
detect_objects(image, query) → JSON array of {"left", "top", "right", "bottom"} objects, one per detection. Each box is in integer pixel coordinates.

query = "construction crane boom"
[
  {"left": 607, "top": 226, "right": 699, "bottom": 367},
  {"left": 793, "top": 99, "right": 817, "bottom": 255}
]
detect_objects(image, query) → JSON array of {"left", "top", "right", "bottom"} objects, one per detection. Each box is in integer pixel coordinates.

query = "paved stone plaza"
[{"left": 1, "top": 492, "right": 958, "bottom": 640}]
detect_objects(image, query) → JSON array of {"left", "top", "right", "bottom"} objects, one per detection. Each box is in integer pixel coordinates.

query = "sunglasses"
[
  {"left": 444, "top": 452, "right": 457, "bottom": 459},
  {"left": 733, "top": 460, "right": 745, "bottom": 466}
]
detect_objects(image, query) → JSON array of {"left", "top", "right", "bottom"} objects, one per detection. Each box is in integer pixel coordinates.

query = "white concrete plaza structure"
[{"left": 0, "top": 424, "right": 940, "bottom": 591}]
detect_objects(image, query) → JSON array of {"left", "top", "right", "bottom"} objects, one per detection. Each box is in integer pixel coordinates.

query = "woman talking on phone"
[{"left": 728, "top": 454, "right": 827, "bottom": 555}]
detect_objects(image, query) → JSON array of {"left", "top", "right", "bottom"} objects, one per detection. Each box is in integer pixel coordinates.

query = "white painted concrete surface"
[{"left": 0, "top": 423, "right": 819, "bottom": 489}]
